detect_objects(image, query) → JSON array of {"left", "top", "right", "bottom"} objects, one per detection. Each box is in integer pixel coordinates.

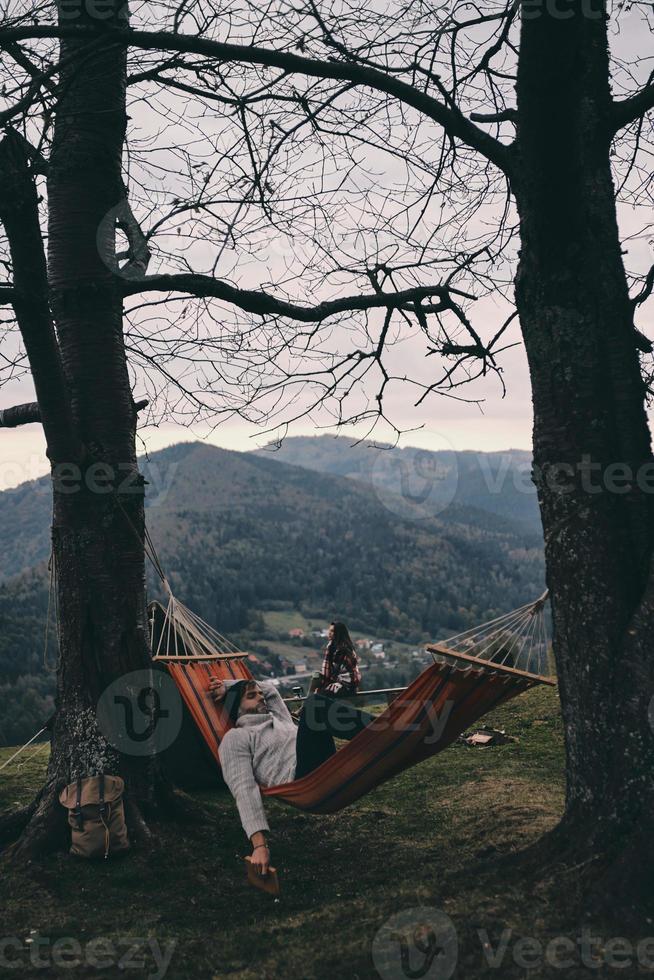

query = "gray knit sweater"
[{"left": 219, "top": 680, "right": 297, "bottom": 840}]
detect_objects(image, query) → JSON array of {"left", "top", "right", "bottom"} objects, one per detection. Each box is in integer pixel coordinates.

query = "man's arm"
[
  {"left": 258, "top": 680, "right": 294, "bottom": 724},
  {"left": 219, "top": 730, "right": 270, "bottom": 839},
  {"left": 219, "top": 730, "right": 271, "bottom": 874},
  {"left": 209, "top": 676, "right": 293, "bottom": 723},
  {"left": 213, "top": 678, "right": 240, "bottom": 693}
]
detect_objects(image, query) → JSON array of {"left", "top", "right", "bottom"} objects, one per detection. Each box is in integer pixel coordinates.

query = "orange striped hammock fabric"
[{"left": 163, "top": 655, "right": 545, "bottom": 814}]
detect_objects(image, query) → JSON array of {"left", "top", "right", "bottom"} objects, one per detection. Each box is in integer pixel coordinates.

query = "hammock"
[{"left": 149, "top": 590, "right": 555, "bottom": 814}]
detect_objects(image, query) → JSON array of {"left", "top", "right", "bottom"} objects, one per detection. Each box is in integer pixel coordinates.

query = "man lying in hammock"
[{"left": 209, "top": 676, "right": 373, "bottom": 877}]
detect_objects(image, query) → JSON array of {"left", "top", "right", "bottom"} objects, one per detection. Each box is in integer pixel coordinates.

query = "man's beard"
[{"left": 241, "top": 702, "right": 268, "bottom": 715}]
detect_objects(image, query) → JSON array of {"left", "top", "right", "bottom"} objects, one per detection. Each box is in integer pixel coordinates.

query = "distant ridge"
[{"left": 254, "top": 434, "right": 540, "bottom": 531}]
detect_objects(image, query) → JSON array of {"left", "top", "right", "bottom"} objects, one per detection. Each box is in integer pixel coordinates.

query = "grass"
[
  {"left": 259, "top": 609, "right": 316, "bottom": 634},
  {"left": 0, "top": 687, "right": 642, "bottom": 979},
  {"left": 256, "top": 639, "right": 319, "bottom": 664}
]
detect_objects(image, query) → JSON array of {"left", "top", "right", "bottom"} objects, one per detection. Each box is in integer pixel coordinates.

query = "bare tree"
[
  {"left": 0, "top": 1, "right": 464, "bottom": 858},
  {"left": 1, "top": 0, "right": 653, "bottom": 920}
]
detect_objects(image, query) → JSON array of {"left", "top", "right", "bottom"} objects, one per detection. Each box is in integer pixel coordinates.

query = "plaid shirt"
[{"left": 318, "top": 642, "right": 362, "bottom": 695}]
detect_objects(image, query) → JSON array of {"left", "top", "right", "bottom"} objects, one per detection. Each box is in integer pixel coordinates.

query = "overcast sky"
[
  {"left": 0, "top": 299, "right": 534, "bottom": 491},
  {"left": 0, "top": 5, "right": 651, "bottom": 491}
]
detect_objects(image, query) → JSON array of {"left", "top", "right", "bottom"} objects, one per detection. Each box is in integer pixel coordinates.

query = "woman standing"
[{"left": 313, "top": 621, "right": 362, "bottom": 696}]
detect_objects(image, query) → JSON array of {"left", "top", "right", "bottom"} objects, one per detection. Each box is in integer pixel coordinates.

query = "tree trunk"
[
  {"left": 2, "top": 1, "right": 183, "bottom": 858},
  {"left": 513, "top": 0, "right": 654, "bottom": 917}
]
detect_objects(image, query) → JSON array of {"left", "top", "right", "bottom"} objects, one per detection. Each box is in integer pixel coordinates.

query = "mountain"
[
  {"left": 0, "top": 477, "right": 53, "bottom": 582},
  {"left": 0, "top": 441, "right": 544, "bottom": 745},
  {"left": 141, "top": 442, "right": 544, "bottom": 633},
  {"left": 255, "top": 435, "right": 541, "bottom": 533}
]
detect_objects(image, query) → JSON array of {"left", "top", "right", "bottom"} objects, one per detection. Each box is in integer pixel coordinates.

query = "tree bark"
[
  {"left": 0, "top": 402, "right": 41, "bottom": 428},
  {"left": 2, "top": 1, "right": 177, "bottom": 858},
  {"left": 513, "top": 0, "right": 654, "bottom": 914},
  {"left": 0, "top": 132, "right": 79, "bottom": 464}
]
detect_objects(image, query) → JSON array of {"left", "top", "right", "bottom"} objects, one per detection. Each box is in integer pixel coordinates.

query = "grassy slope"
[
  {"left": 0, "top": 687, "right": 622, "bottom": 980},
  {"left": 260, "top": 610, "right": 316, "bottom": 634}
]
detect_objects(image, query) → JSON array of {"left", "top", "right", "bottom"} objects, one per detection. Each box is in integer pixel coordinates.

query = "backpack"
[{"left": 58, "top": 775, "right": 130, "bottom": 860}]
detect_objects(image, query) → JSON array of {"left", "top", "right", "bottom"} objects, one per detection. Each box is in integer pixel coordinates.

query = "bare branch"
[
  {"left": 0, "top": 402, "right": 40, "bottom": 427},
  {"left": 4, "top": 40, "right": 57, "bottom": 93},
  {"left": 0, "top": 130, "right": 80, "bottom": 464},
  {"left": 635, "top": 329, "right": 653, "bottom": 355},
  {"left": 631, "top": 264, "right": 654, "bottom": 311},
  {"left": 117, "top": 197, "right": 152, "bottom": 279},
  {"left": 122, "top": 273, "right": 471, "bottom": 322},
  {"left": 0, "top": 25, "right": 513, "bottom": 173},
  {"left": 612, "top": 79, "right": 654, "bottom": 134},
  {"left": 470, "top": 109, "right": 517, "bottom": 124},
  {"left": 0, "top": 56, "right": 61, "bottom": 126},
  {"left": 4, "top": 129, "right": 48, "bottom": 176}
]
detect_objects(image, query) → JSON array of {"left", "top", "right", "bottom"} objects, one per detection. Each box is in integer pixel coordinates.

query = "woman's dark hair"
[{"left": 330, "top": 621, "right": 355, "bottom": 652}]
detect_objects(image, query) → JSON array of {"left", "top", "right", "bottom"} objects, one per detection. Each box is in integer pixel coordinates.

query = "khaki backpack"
[{"left": 59, "top": 775, "right": 130, "bottom": 860}]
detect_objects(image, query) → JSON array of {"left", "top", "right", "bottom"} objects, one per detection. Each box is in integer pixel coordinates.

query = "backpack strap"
[
  {"left": 75, "top": 777, "right": 83, "bottom": 831},
  {"left": 98, "top": 773, "right": 111, "bottom": 860},
  {"left": 98, "top": 773, "right": 106, "bottom": 819}
]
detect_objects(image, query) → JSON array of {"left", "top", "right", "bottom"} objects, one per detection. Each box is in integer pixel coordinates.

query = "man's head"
[
  {"left": 223, "top": 680, "right": 267, "bottom": 723},
  {"left": 238, "top": 682, "right": 267, "bottom": 716}
]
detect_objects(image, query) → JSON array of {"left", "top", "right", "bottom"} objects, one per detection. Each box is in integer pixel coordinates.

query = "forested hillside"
[{"left": 0, "top": 442, "right": 544, "bottom": 744}]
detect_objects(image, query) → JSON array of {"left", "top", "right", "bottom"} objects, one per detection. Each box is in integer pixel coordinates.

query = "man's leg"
[
  {"left": 294, "top": 694, "right": 376, "bottom": 780},
  {"left": 303, "top": 693, "right": 375, "bottom": 742},
  {"left": 294, "top": 703, "right": 336, "bottom": 779}
]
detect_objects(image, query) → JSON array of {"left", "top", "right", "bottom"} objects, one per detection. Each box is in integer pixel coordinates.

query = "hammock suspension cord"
[
  {"left": 0, "top": 728, "right": 48, "bottom": 773},
  {"left": 117, "top": 490, "right": 560, "bottom": 817},
  {"left": 430, "top": 590, "right": 551, "bottom": 678}
]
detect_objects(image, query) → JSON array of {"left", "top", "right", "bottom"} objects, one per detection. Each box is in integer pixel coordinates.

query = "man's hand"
[
  {"left": 250, "top": 831, "right": 270, "bottom": 876},
  {"left": 208, "top": 677, "right": 227, "bottom": 702},
  {"left": 251, "top": 843, "right": 271, "bottom": 877}
]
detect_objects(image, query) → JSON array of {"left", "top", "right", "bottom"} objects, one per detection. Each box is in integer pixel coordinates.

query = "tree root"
[
  {"left": 469, "top": 813, "right": 654, "bottom": 933},
  {"left": 0, "top": 798, "right": 39, "bottom": 849},
  {"left": 1, "top": 769, "right": 212, "bottom": 863},
  {"left": 124, "top": 798, "right": 155, "bottom": 849},
  {"left": 150, "top": 777, "right": 212, "bottom": 824},
  {"left": 583, "top": 823, "right": 654, "bottom": 930},
  {"left": 2, "top": 783, "right": 68, "bottom": 862}
]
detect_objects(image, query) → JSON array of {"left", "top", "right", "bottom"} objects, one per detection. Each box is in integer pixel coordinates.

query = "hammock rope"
[
  {"left": 124, "top": 499, "right": 557, "bottom": 812},
  {"left": 428, "top": 589, "right": 551, "bottom": 679},
  {"left": 0, "top": 497, "right": 555, "bottom": 815},
  {"left": 0, "top": 727, "right": 48, "bottom": 773},
  {"left": 148, "top": 585, "right": 555, "bottom": 814},
  {"left": 150, "top": 593, "right": 247, "bottom": 661}
]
